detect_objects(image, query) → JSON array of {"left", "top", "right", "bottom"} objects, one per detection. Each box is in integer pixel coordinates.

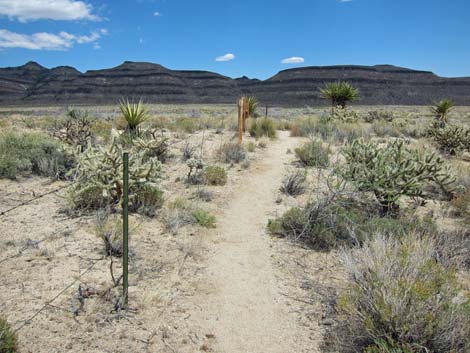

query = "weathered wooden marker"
[{"left": 238, "top": 97, "right": 250, "bottom": 144}]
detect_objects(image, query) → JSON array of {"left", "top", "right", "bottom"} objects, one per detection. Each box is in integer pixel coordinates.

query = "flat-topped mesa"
[{"left": 1, "top": 62, "right": 469, "bottom": 105}]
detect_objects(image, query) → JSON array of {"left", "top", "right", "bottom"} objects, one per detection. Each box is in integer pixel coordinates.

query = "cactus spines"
[{"left": 339, "top": 139, "right": 456, "bottom": 214}]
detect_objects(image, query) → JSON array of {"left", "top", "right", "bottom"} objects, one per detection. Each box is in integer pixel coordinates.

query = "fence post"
[
  {"left": 265, "top": 104, "right": 268, "bottom": 118},
  {"left": 122, "top": 152, "right": 129, "bottom": 306},
  {"left": 238, "top": 97, "right": 244, "bottom": 144}
]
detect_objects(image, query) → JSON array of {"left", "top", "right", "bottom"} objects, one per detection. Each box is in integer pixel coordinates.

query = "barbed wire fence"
[{"left": 0, "top": 159, "right": 133, "bottom": 334}]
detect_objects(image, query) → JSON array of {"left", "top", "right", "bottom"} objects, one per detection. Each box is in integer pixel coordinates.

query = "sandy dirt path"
[{"left": 191, "top": 131, "right": 318, "bottom": 353}]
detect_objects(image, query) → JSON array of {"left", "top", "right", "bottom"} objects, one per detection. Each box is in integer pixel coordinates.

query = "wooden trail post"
[
  {"left": 238, "top": 97, "right": 249, "bottom": 144},
  {"left": 122, "top": 152, "right": 129, "bottom": 306}
]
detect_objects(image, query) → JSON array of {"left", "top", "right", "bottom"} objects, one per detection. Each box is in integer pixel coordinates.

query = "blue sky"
[{"left": 0, "top": 0, "right": 469, "bottom": 79}]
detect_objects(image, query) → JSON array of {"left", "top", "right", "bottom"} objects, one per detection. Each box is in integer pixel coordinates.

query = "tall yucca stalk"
[
  {"left": 119, "top": 98, "right": 149, "bottom": 133},
  {"left": 320, "top": 81, "right": 360, "bottom": 112},
  {"left": 431, "top": 99, "right": 454, "bottom": 128}
]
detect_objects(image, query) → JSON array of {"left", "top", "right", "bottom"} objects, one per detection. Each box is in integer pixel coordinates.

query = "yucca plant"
[
  {"left": 245, "top": 96, "right": 258, "bottom": 117},
  {"left": 119, "top": 98, "right": 149, "bottom": 133},
  {"left": 431, "top": 99, "right": 454, "bottom": 128},
  {"left": 320, "top": 81, "right": 360, "bottom": 112}
]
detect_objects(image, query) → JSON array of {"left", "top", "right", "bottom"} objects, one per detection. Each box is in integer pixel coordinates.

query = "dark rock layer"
[{"left": 1, "top": 61, "right": 469, "bottom": 106}]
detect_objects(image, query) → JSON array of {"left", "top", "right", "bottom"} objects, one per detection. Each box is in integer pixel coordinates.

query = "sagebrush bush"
[
  {"left": 340, "top": 139, "right": 455, "bottom": 213},
  {"left": 295, "top": 140, "right": 330, "bottom": 167},
  {"left": 290, "top": 117, "right": 332, "bottom": 139},
  {"left": 249, "top": 118, "right": 277, "bottom": 139},
  {"left": 339, "top": 234, "right": 470, "bottom": 353},
  {"left": 0, "top": 131, "right": 74, "bottom": 179},
  {"left": 217, "top": 142, "right": 246, "bottom": 164},
  {"left": 246, "top": 141, "right": 256, "bottom": 152},
  {"left": 280, "top": 170, "right": 306, "bottom": 196},
  {"left": 203, "top": 165, "right": 227, "bottom": 186},
  {"left": 0, "top": 317, "right": 17, "bottom": 353}
]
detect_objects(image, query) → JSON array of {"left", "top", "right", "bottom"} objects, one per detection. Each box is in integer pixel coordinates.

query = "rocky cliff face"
[{"left": 1, "top": 61, "right": 469, "bottom": 106}]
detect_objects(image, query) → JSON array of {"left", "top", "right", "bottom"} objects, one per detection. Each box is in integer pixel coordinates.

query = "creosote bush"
[
  {"left": 249, "top": 118, "right": 277, "bottom": 139},
  {"left": 0, "top": 317, "right": 17, "bottom": 353},
  {"left": 339, "top": 234, "right": 470, "bottom": 353},
  {"left": 340, "top": 139, "right": 455, "bottom": 213},
  {"left": 295, "top": 140, "right": 330, "bottom": 167},
  {"left": 0, "top": 131, "right": 74, "bottom": 180},
  {"left": 203, "top": 165, "right": 227, "bottom": 186}
]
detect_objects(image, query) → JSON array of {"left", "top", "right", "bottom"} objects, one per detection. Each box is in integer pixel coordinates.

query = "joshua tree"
[
  {"left": 431, "top": 99, "right": 454, "bottom": 128},
  {"left": 119, "top": 98, "right": 149, "bottom": 133},
  {"left": 320, "top": 81, "right": 360, "bottom": 112}
]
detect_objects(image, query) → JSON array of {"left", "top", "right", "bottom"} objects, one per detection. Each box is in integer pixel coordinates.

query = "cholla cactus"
[
  {"left": 339, "top": 139, "right": 456, "bottom": 213},
  {"left": 186, "top": 158, "right": 205, "bottom": 180},
  {"left": 330, "top": 106, "right": 360, "bottom": 123},
  {"left": 69, "top": 136, "right": 162, "bottom": 210},
  {"left": 430, "top": 125, "right": 470, "bottom": 155}
]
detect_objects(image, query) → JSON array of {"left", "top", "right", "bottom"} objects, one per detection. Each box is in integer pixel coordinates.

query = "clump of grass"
[
  {"left": 0, "top": 317, "right": 17, "bottom": 353},
  {"left": 246, "top": 141, "right": 256, "bottom": 152},
  {"left": 0, "top": 130, "right": 74, "bottom": 180},
  {"left": 192, "top": 209, "right": 216, "bottom": 228},
  {"left": 194, "top": 188, "right": 214, "bottom": 202},
  {"left": 203, "top": 165, "right": 227, "bottom": 186},
  {"left": 249, "top": 118, "right": 277, "bottom": 139},
  {"left": 295, "top": 140, "right": 330, "bottom": 167},
  {"left": 129, "top": 184, "right": 164, "bottom": 217},
  {"left": 338, "top": 234, "right": 470, "bottom": 353},
  {"left": 280, "top": 170, "right": 307, "bottom": 196},
  {"left": 163, "top": 198, "right": 216, "bottom": 233},
  {"left": 217, "top": 142, "right": 246, "bottom": 164}
]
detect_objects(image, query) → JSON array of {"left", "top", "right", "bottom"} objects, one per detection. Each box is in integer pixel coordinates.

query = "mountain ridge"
[{"left": 1, "top": 61, "right": 470, "bottom": 106}]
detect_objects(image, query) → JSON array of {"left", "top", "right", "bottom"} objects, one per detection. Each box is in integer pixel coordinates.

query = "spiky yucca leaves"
[
  {"left": 320, "top": 81, "right": 360, "bottom": 109},
  {"left": 430, "top": 125, "right": 470, "bottom": 155},
  {"left": 69, "top": 136, "right": 162, "bottom": 211},
  {"left": 339, "top": 139, "right": 455, "bottom": 213},
  {"left": 431, "top": 99, "right": 454, "bottom": 128},
  {"left": 119, "top": 98, "right": 149, "bottom": 133},
  {"left": 245, "top": 96, "right": 258, "bottom": 117}
]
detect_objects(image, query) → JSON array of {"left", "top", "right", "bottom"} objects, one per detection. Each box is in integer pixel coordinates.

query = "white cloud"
[
  {"left": 0, "top": 28, "right": 106, "bottom": 50},
  {"left": 0, "top": 0, "right": 99, "bottom": 22},
  {"left": 215, "top": 53, "right": 235, "bottom": 62},
  {"left": 153, "top": 11, "right": 161, "bottom": 16},
  {"left": 281, "top": 56, "right": 305, "bottom": 64}
]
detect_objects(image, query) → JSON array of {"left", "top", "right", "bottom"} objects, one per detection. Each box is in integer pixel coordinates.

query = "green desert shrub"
[
  {"left": 290, "top": 116, "right": 332, "bottom": 139},
  {"left": 163, "top": 198, "right": 216, "bottom": 233},
  {"left": 364, "top": 110, "right": 395, "bottom": 123},
  {"left": 339, "top": 139, "right": 455, "bottom": 213},
  {"left": 246, "top": 141, "right": 256, "bottom": 152},
  {"left": 0, "top": 317, "right": 17, "bottom": 353},
  {"left": 371, "top": 121, "right": 401, "bottom": 138},
  {"left": 129, "top": 184, "right": 164, "bottom": 217},
  {"left": 249, "top": 118, "right": 277, "bottom": 139},
  {"left": 268, "top": 195, "right": 437, "bottom": 251},
  {"left": 69, "top": 137, "right": 162, "bottom": 213},
  {"left": 295, "top": 140, "right": 330, "bottom": 167},
  {"left": 339, "top": 234, "right": 470, "bottom": 353},
  {"left": 203, "top": 165, "right": 227, "bottom": 186},
  {"left": 430, "top": 125, "right": 470, "bottom": 155},
  {"left": 192, "top": 209, "right": 216, "bottom": 228},
  {"left": 0, "top": 131, "right": 74, "bottom": 180},
  {"left": 217, "top": 142, "right": 246, "bottom": 164}
]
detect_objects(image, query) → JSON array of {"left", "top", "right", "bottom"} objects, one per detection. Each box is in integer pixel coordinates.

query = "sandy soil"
[
  {"left": 0, "top": 130, "right": 329, "bottom": 353},
  {"left": 186, "top": 131, "right": 319, "bottom": 353}
]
